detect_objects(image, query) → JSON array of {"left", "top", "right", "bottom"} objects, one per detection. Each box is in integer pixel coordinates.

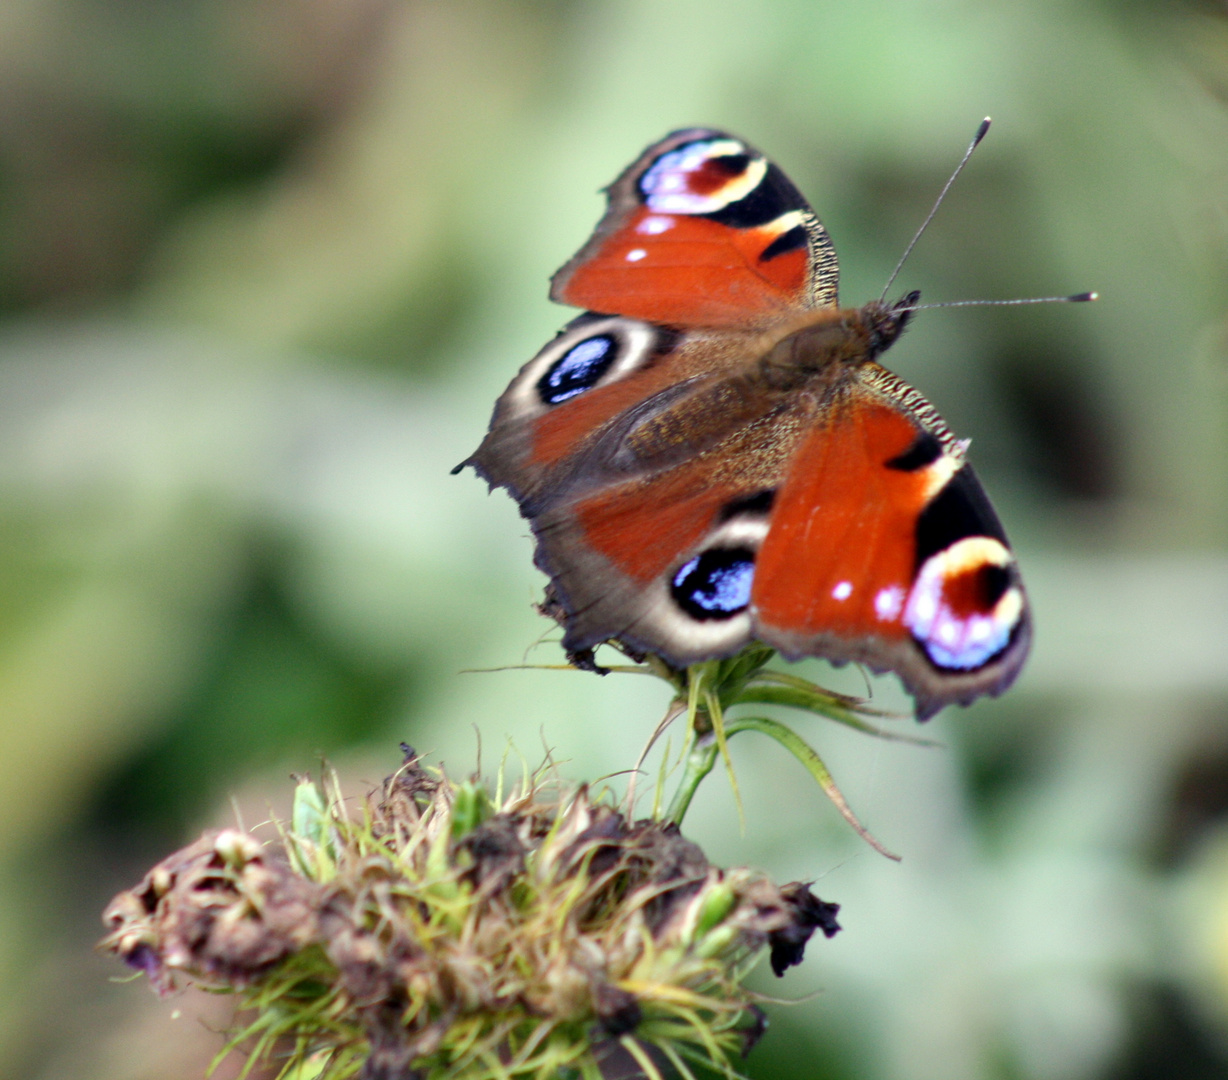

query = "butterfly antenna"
[
  {"left": 880, "top": 117, "right": 992, "bottom": 303},
  {"left": 900, "top": 292, "right": 1098, "bottom": 312}
]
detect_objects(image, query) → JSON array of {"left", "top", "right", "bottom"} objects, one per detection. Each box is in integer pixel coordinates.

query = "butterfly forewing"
[
  {"left": 750, "top": 373, "right": 1030, "bottom": 719},
  {"left": 551, "top": 128, "right": 840, "bottom": 326}
]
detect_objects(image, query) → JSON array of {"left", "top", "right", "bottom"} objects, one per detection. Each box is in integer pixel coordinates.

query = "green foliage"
[{"left": 619, "top": 647, "right": 924, "bottom": 857}]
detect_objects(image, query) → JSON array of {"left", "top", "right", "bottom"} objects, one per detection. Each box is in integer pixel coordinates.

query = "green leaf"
[
  {"left": 730, "top": 685, "right": 937, "bottom": 745},
  {"left": 691, "top": 881, "right": 737, "bottom": 939},
  {"left": 724, "top": 716, "right": 900, "bottom": 860},
  {"left": 291, "top": 777, "right": 329, "bottom": 847},
  {"left": 288, "top": 776, "right": 336, "bottom": 878},
  {"left": 451, "top": 780, "right": 492, "bottom": 840}
]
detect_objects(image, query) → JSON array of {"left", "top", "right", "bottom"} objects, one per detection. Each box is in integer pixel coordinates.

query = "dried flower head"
[{"left": 102, "top": 750, "right": 839, "bottom": 1080}]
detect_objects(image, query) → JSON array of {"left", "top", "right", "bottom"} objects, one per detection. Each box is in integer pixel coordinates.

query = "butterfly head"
[{"left": 864, "top": 289, "right": 921, "bottom": 358}]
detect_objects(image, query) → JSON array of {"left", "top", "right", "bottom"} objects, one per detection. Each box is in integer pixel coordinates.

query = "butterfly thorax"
[
  {"left": 606, "top": 291, "right": 925, "bottom": 473},
  {"left": 755, "top": 290, "right": 919, "bottom": 391}
]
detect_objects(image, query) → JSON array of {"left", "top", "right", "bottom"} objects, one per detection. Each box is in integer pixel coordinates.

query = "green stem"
[{"left": 663, "top": 733, "right": 721, "bottom": 825}]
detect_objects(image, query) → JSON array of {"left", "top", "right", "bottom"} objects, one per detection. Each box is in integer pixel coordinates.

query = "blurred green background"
[{"left": 4, "top": 1, "right": 1228, "bottom": 1078}]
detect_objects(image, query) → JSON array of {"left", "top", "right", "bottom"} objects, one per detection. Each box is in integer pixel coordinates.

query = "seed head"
[{"left": 102, "top": 752, "right": 839, "bottom": 1080}]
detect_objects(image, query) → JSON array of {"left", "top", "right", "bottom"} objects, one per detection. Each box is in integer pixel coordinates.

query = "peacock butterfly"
[{"left": 460, "top": 126, "right": 1043, "bottom": 720}]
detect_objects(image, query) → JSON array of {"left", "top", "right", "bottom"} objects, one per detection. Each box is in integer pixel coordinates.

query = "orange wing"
[
  {"left": 551, "top": 129, "right": 839, "bottom": 327},
  {"left": 752, "top": 393, "right": 1029, "bottom": 719}
]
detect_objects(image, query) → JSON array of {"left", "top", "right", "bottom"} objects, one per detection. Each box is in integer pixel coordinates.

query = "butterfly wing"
[
  {"left": 468, "top": 313, "right": 719, "bottom": 510},
  {"left": 750, "top": 367, "right": 1030, "bottom": 719},
  {"left": 525, "top": 386, "right": 815, "bottom": 664},
  {"left": 551, "top": 128, "right": 840, "bottom": 326}
]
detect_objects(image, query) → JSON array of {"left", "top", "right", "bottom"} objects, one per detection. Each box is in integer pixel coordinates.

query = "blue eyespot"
[
  {"left": 537, "top": 335, "right": 617, "bottom": 405},
  {"left": 671, "top": 549, "right": 755, "bottom": 621},
  {"left": 904, "top": 543, "right": 1022, "bottom": 672}
]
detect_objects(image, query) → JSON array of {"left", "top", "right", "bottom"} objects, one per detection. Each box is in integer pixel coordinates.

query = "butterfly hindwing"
[{"left": 527, "top": 393, "right": 816, "bottom": 662}]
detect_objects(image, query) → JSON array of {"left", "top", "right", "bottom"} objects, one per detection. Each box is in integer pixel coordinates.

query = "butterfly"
[{"left": 460, "top": 127, "right": 1032, "bottom": 720}]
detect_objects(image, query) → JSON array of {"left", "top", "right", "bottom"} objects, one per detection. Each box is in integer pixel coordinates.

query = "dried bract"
[{"left": 102, "top": 753, "right": 840, "bottom": 1080}]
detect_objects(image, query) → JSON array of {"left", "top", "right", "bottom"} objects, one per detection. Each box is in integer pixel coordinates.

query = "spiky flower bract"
[{"left": 102, "top": 750, "right": 840, "bottom": 1080}]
